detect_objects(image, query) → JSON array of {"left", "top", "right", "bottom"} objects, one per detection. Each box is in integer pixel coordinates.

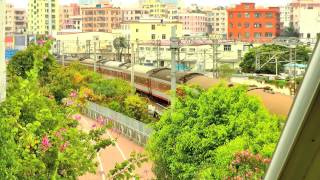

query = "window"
[
  {"left": 266, "top": 12, "right": 273, "bottom": 18},
  {"left": 237, "top": 13, "right": 242, "bottom": 18},
  {"left": 254, "top": 23, "right": 262, "bottom": 28},
  {"left": 136, "top": 29, "right": 139, "bottom": 32},
  {"left": 254, "top": 12, "right": 261, "bottom": 18},
  {"left": 245, "top": 32, "right": 250, "bottom": 38},
  {"left": 244, "top": 23, "right": 250, "bottom": 28},
  {"left": 307, "top": 33, "right": 311, "bottom": 38},
  {"left": 254, "top": 32, "right": 262, "bottom": 38},
  {"left": 229, "top": 32, "right": 233, "bottom": 38},
  {"left": 189, "top": 48, "right": 196, "bottom": 52},
  {"left": 238, "top": 23, "right": 242, "bottom": 28},
  {"left": 151, "top": 34, "right": 156, "bottom": 39},
  {"left": 238, "top": 33, "right": 242, "bottom": 39},
  {"left": 224, "top": 45, "right": 232, "bottom": 51},
  {"left": 229, "top": 13, "right": 233, "bottom": 18},
  {"left": 266, "top": 23, "right": 273, "bottom": 28},
  {"left": 229, "top": 23, "right": 233, "bottom": 28},
  {"left": 245, "top": 12, "right": 250, "bottom": 18},
  {"left": 151, "top": 24, "right": 155, "bottom": 30},
  {"left": 265, "top": 32, "right": 273, "bottom": 37},
  {"left": 162, "top": 34, "right": 166, "bottom": 39}
]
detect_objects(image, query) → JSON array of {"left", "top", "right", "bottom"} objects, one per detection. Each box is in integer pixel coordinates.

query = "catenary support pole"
[
  {"left": 131, "top": 43, "right": 135, "bottom": 94},
  {"left": 0, "top": 0, "right": 6, "bottom": 102},
  {"left": 94, "top": 42, "right": 97, "bottom": 72},
  {"left": 170, "top": 26, "right": 178, "bottom": 107}
]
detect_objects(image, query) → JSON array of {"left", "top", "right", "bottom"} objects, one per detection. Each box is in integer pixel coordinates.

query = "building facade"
[
  {"left": 27, "top": 0, "right": 60, "bottom": 35},
  {"left": 120, "top": 17, "right": 183, "bottom": 42},
  {"left": 79, "top": 0, "right": 102, "bottom": 5},
  {"left": 121, "top": 8, "right": 149, "bottom": 22},
  {"left": 206, "top": 7, "right": 228, "bottom": 38},
  {"left": 5, "top": 4, "right": 27, "bottom": 35},
  {"left": 227, "top": 3, "right": 280, "bottom": 42},
  {"left": 280, "top": 5, "right": 293, "bottom": 30},
  {"left": 60, "top": 3, "right": 80, "bottom": 30},
  {"left": 81, "top": 2, "right": 122, "bottom": 33},
  {"left": 291, "top": 0, "right": 320, "bottom": 42},
  {"left": 142, "top": 0, "right": 166, "bottom": 17},
  {"left": 178, "top": 13, "right": 208, "bottom": 35}
]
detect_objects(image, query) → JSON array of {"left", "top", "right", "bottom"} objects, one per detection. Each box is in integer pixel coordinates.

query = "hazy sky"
[{"left": 8, "top": 0, "right": 292, "bottom": 9}]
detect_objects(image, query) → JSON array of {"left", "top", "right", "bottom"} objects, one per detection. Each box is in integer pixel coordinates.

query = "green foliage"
[
  {"left": 218, "top": 64, "right": 235, "bottom": 80},
  {"left": 240, "top": 44, "right": 311, "bottom": 74},
  {"left": 147, "top": 84, "right": 281, "bottom": 179},
  {"left": 124, "top": 95, "right": 150, "bottom": 123},
  {"left": 8, "top": 43, "right": 56, "bottom": 82},
  {"left": 280, "top": 25, "right": 299, "bottom": 37}
]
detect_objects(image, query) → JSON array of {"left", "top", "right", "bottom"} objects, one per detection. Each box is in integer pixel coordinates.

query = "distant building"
[
  {"left": 5, "top": 4, "right": 15, "bottom": 35},
  {"left": 27, "top": 0, "right": 60, "bottom": 35},
  {"left": 178, "top": 13, "right": 208, "bottom": 35},
  {"left": 119, "top": 17, "right": 183, "bottom": 42},
  {"left": 284, "top": 63, "right": 307, "bottom": 76},
  {"left": 121, "top": 8, "right": 149, "bottom": 22},
  {"left": 79, "top": 0, "right": 102, "bottom": 5},
  {"left": 291, "top": 0, "right": 320, "bottom": 42},
  {"left": 14, "top": 8, "right": 27, "bottom": 34},
  {"left": 280, "top": 5, "right": 293, "bottom": 30},
  {"left": 227, "top": 3, "right": 280, "bottom": 42},
  {"left": 60, "top": 4, "right": 81, "bottom": 30},
  {"left": 81, "top": 2, "right": 122, "bottom": 33},
  {"left": 206, "top": 7, "right": 228, "bottom": 38},
  {"left": 142, "top": 0, "right": 166, "bottom": 18}
]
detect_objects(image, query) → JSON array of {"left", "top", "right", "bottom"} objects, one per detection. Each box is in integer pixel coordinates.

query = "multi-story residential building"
[
  {"left": 81, "top": 2, "right": 122, "bottom": 33},
  {"left": 280, "top": 5, "right": 293, "bottom": 30},
  {"left": 14, "top": 9, "right": 27, "bottom": 34},
  {"left": 178, "top": 13, "right": 208, "bottom": 35},
  {"left": 79, "top": 0, "right": 102, "bottom": 5},
  {"left": 227, "top": 3, "right": 280, "bottom": 42},
  {"left": 291, "top": 0, "right": 320, "bottom": 42},
  {"left": 206, "top": 7, "right": 228, "bottom": 38},
  {"left": 5, "top": 4, "right": 27, "bottom": 35},
  {"left": 5, "top": 4, "right": 15, "bottom": 35},
  {"left": 60, "top": 3, "right": 80, "bottom": 30},
  {"left": 142, "top": 0, "right": 166, "bottom": 18},
  {"left": 121, "top": 8, "right": 149, "bottom": 22},
  {"left": 119, "top": 17, "right": 183, "bottom": 42},
  {"left": 27, "top": 0, "right": 60, "bottom": 35}
]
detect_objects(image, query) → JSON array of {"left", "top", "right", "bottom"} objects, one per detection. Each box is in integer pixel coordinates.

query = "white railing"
[{"left": 82, "top": 101, "right": 153, "bottom": 146}]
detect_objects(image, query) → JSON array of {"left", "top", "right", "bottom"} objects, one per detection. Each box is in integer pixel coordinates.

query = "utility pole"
[
  {"left": 0, "top": 0, "right": 6, "bottom": 102},
  {"left": 48, "top": 0, "right": 53, "bottom": 35},
  {"left": 211, "top": 39, "right": 218, "bottom": 78},
  {"left": 94, "top": 41, "right": 97, "bottom": 72},
  {"left": 131, "top": 43, "right": 135, "bottom": 94},
  {"left": 203, "top": 49, "right": 207, "bottom": 72},
  {"left": 170, "top": 26, "right": 178, "bottom": 107}
]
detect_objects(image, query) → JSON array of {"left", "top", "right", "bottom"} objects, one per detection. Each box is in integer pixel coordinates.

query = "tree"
[
  {"left": 113, "top": 37, "right": 128, "bottom": 62},
  {"left": 147, "top": 84, "right": 282, "bottom": 179},
  {"left": 124, "top": 95, "right": 150, "bottom": 123},
  {"left": 280, "top": 25, "right": 299, "bottom": 38},
  {"left": 218, "top": 64, "right": 235, "bottom": 80},
  {"left": 240, "top": 44, "right": 311, "bottom": 74}
]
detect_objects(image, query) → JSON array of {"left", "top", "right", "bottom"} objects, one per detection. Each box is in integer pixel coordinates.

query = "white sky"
[{"left": 8, "top": 0, "right": 292, "bottom": 9}]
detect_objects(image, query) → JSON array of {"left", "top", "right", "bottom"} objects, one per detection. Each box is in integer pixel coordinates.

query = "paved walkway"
[{"left": 77, "top": 115, "right": 154, "bottom": 180}]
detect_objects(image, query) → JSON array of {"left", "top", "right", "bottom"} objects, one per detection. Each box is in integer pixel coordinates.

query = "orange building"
[
  {"left": 81, "top": 2, "right": 121, "bottom": 33},
  {"left": 227, "top": 3, "right": 280, "bottom": 42}
]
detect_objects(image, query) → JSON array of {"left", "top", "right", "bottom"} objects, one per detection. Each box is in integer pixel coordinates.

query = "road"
[{"left": 77, "top": 115, "right": 154, "bottom": 180}]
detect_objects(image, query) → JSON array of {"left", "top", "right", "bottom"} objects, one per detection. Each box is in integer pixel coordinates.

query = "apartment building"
[
  {"left": 142, "top": 0, "right": 166, "bottom": 18},
  {"left": 81, "top": 2, "right": 122, "bottom": 33},
  {"left": 121, "top": 8, "right": 149, "bottom": 22},
  {"left": 280, "top": 5, "right": 293, "bottom": 30},
  {"left": 178, "top": 13, "right": 208, "bottom": 35},
  {"left": 291, "top": 0, "right": 320, "bottom": 41},
  {"left": 227, "top": 3, "right": 280, "bottom": 42},
  {"left": 206, "top": 7, "right": 228, "bottom": 38},
  {"left": 60, "top": 3, "right": 80, "bottom": 30},
  {"left": 27, "top": 0, "right": 60, "bottom": 35},
  {"left": 5, "top": 4, "right": 27, "bottom": 35},
  {"left": 120, "top": 17, "right": 183, "bottom": 42},
  {"left": 79, "top": 0, "right": 102, "bottom": 5}
]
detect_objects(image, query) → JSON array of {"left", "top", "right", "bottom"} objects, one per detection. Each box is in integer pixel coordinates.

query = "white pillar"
[{"left": 0, "top": 0, "right": 6, "bottom": 102}]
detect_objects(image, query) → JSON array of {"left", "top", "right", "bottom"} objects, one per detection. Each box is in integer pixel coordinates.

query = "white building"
[
  {"left": 291, "top": 0, "right": 320, "bottom": 43},
  {"left": 206, "top": 7, "right": 228, "bottom": 38},
  {"left": 280, "top": 5, "right": 293, "bottom": 30}
]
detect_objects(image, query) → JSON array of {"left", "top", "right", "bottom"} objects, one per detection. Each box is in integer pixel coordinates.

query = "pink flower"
[
  {"left": 41, "top": 135, "right": 51, "bottom": 151},
  {"left": 70, "top": 91, "right": 77, "bottom": 98},
  {"left": 97, "top": 116, "right": 106, "bottom": 125},
  {"left": 60, "top": 141, "right": 69, "bottom": 152},
  {"left": 65, "top": 100, "right": 74, "bottom": 106},
  {"left": 74, "top": 114, "right": 81, "bottom": 121},
  {"left": 92, "top": 124, "right": 97, "bottom": 128}
]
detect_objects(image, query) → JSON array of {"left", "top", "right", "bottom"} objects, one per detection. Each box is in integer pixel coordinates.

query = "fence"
[{"left": 82, "top": 101, "right": 153, "bottom": 146}]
